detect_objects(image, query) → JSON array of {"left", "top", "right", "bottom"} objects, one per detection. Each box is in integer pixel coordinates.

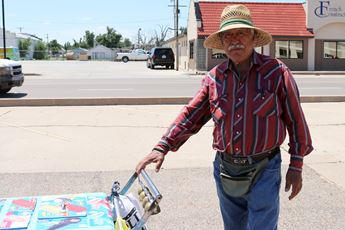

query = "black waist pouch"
[{"left": 219, "top": 156, "right": 269, "bottom": 197}]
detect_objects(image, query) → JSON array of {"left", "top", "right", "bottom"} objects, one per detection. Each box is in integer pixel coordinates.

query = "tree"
[
  {"left": 72, "top": 39, "right": 80, "bottom": 48},
  {"left": 95, "top": 26, "right": 122, "bottom": 48},
  {"left": 64, "top": 42, "right": 72, "bottom": 51},
  {"left": 18, "top": 38, "right": 31, "bottom": 59},
  {"left": 153, "top": 25, "right": 170, "bottom": 47},
  {"left": 180, "top": 26, "right": 187, "bottom": 35},
  {"left": 123, "top": 38, "right": 132, "bottom": 48},
  {"left": 48, "top": 39, "right": 62, "bottom": 55},
  {"left": 33, "top": 41, "right": 47, "bottom": 60},
  {"left": 78, "top": 38, "right": 88, "bottom": 49},
  {"left": 84, "top": 30, "right": 95, "bottom": 48}
]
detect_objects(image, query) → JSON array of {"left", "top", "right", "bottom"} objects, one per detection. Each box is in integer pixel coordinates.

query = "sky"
[{"left": 4, "top": 0, "right": 305, "bottom": 45}]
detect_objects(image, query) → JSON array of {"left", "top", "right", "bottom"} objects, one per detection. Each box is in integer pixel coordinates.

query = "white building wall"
[
  {"left": 307, "top": 0, "right": 345, "bottom": 32},
  {"left": 307, "top": 38, "right": 315, "bottom": 70},
  {"left": 187, "top": 0, "right": 198, "bottom": 41},
  {"left": 314, "top": 22, "right": 345, "bottom": 39},
  {"left": 0, "top": 29, "right": 17, "bottom": 47},
  {"left": 263, "top": 44, "right": 270, "bottom": 56}
]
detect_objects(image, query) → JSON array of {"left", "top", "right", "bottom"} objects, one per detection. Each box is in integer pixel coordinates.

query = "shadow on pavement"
[{"left": 0, "top": 93, "right": 27, "bottom": 98}]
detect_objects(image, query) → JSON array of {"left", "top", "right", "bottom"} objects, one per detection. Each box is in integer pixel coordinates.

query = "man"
[{"left": 136, "top": 4, "right": 313, "bottom": 230}]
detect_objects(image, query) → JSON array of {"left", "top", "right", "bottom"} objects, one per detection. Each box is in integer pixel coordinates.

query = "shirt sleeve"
[
  {"left": 280, "top": 66, "right": 314, "bottom": 172},
  {"left": 153, "top": 75, "right": 212, "bottom": 154}
]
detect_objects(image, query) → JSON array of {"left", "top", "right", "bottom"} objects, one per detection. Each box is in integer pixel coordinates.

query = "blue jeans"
[{"left": 213, "top": 152, "right": 282, "bottom": 230}]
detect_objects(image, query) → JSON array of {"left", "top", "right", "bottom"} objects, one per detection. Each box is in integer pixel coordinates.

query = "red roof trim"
[{"left": 196, "top": 1, "right": 314, "bottom": 38}]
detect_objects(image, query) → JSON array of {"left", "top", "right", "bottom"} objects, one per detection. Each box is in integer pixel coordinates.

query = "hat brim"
[{"left": 203, "top": 24, "right": 272, "bottom": 50}]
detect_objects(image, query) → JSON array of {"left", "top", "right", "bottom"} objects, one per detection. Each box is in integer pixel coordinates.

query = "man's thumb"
[{"left": 285, "top": 180, "right": 291, "bottom": 192}]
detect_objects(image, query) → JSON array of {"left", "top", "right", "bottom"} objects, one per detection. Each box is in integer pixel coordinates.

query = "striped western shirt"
[{"left": 154, "top": 52, "right": 313, "bottom": 171}]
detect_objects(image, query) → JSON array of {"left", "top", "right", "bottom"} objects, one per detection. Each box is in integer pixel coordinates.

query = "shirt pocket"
[
  {"left": 209, "top": 97, "right": 227, "bottom": 124},
  {"left": 253, "top": 90, "right": 277, "bottom": 117}
]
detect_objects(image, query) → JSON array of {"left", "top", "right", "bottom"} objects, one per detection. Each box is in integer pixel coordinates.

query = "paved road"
[{"left": 2, "top": 61, "right": 344, "bottom": 99}]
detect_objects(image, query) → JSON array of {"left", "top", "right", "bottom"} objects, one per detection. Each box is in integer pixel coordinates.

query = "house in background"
[
  {"left": 0, "top": 28, "right": 19, "bottom": 60},
  {"left": 162, "top": 33, "right": 189, "bottom": 71},
  {"left": 88, "top": 45, "right": 116, "bottom": 61},
  {"left": 186, "top": 0, "right": 345, "bottom": 72},
  {"left": 66, "top": 47, "right": 88, "bottom": 60},
  {"left": 16, "top": 33, "right": 43, "bottom": 60}
]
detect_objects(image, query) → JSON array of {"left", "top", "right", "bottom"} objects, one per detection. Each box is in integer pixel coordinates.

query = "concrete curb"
[
  {"left": 0, "top": 95, "right": 345, "bottom": 107},
  {"left": 0, "top": 97, "right": 192, "bottom": 107}
]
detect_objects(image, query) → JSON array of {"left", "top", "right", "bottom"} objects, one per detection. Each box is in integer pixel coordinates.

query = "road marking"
[
  {"left": 77, "top": 88, "right": 133, "bottom": 91},
  {"left": 300, "top": 87, "right": 343, "bottom": 90}
]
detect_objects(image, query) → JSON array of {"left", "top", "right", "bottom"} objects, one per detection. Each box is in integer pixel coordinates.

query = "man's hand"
[
  {"left": 135, "top": 150, "right": 165, "bottom": 174},
  {"left": 285, "top": 170, "right": 303, "bottom": 200}
]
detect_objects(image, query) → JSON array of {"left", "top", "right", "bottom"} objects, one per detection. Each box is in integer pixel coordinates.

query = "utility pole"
[
  {"left": 175, "top": 0, "right": 179, "bottom": 71},
  {"left": 169, "top": 0, "right": 185, "bottom": 71},
  {"left": 2, "top": 0, "right": 6, "bottom": 59},
  {"left": 137, "top": 28, "right": 141, "bottom": 49},
  {"left": 46, "top": 34, "right": 49, "bottom": 58}
]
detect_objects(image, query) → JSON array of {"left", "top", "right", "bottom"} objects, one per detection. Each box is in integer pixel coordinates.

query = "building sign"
[
  {"left": 314, "top": 1, "right": 345, "bottom": 18},
  {"left": 0, "top": 47, "right": 20, "bottom": 61}
]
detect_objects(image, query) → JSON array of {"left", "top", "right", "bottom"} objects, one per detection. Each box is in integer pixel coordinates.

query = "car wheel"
[
  {"left": 151, "top": 64, "right": 155, "bottom": 69},
  {"left": 122, "top": 57, "right": 129, "bottom": 63},
  {"left": 171, "top": 64, "right": 174, "bottom": 69},
  {"left": 165, "top": 65, "right": 169, "bottom": 69},
  {"left": 0, "top": 88, "right": 11, "bottom": 94}
]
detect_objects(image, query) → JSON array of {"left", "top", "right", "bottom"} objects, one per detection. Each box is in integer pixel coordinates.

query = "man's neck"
[{"left": 234, "top": 58, "right": 251, "bottom": 79}]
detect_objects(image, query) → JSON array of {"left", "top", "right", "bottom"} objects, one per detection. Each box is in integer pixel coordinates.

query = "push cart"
[{"left": 0, "top": 170, "right": 162, "bottom": 230}]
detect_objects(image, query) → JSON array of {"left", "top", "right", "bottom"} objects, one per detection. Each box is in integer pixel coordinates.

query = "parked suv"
[
  {"left": 0, "top": 58, "right": 24, "bottom": 94},
  {"left": 147, "top": 47, "right": 175, "bottom": 69}
]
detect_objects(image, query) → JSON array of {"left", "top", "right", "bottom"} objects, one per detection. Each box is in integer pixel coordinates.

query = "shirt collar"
[{"left": 226, "top": 50, "right": 260, "bottom": 73}]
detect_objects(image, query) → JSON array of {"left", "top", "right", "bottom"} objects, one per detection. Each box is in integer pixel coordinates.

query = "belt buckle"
[{"left": 233, "top": 158, "right": 248, "bottom": 165}]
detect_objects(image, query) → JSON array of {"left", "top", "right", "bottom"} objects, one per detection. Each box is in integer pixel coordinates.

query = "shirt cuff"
[
  {"left": 153, "top": 142, "right": 170, "bottom": 155},
  {"left": 288, "top": 155, "right": 304, "bottom": 172}
]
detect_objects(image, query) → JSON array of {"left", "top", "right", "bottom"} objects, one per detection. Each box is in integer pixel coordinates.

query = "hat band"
[{"left": 220, "top": 19, "right": 253, "bottom": 29}]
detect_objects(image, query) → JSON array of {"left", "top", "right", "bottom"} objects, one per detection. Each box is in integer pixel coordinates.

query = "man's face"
[{"left": 221, "top": 28, "right": 256, "bottom": 65}]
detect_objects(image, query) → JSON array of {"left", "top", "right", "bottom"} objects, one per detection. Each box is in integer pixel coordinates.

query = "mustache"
[{"left": 228, "top": 44, "right": 245, "bottom": 51}]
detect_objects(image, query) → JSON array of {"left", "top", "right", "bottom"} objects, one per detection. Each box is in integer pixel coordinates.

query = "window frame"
[
  {"left": 275, "top": 40, "right": 304, "bottom": 59},
  {"left": 189, "top": 41, "right": 194, "bottom": 59},
  {"left": 323, "top": 41, "right": 345, "bottom": 59}
]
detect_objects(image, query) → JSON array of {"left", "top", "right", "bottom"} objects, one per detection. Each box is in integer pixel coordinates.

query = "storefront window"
[
  {"left": 324, "top": 41, "right": 345, "bottom": 59},
  {"left": 189, "top": 42, "right": 194, "bottom": 59},
  {"left": 324, "top": 42, "right": 336, "bottom": 58},
  {"left": 275, "top": 41, "right": 288, "bottom": 58},
  {"left": 275, "top": 40, "right": 303, "bottom": 59},
  {"left": 337, "top": 42, "right": 345, "bottom": 59}
]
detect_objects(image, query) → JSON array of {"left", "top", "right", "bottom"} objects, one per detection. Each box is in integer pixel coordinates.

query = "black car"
[{"left": 147, "top": 47, "right": 175, "bottom": 69}]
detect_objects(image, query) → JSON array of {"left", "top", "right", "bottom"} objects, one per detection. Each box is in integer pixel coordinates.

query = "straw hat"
[{"left": 204, "top": 4, "right": 272, "bottom": 49}]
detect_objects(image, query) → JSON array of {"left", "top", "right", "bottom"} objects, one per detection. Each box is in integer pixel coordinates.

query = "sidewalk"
[{"left": 0, "top": 102, "right": 344, "bottom": 229}]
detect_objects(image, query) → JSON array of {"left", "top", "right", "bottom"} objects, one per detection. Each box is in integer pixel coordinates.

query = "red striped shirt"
[{"left": 155, "top": 52, "right": 313, "bottom": 171}]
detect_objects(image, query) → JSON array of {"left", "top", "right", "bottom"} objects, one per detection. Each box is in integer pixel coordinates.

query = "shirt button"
[
  {"left": 236, "top": 131, "right": 240, "bottom": 135},
  {"left": 235, "top": 147, "right": 240, "bottom": 151},
  {"left": 236, "top": 114, "right": 241, "bottom": 118}
]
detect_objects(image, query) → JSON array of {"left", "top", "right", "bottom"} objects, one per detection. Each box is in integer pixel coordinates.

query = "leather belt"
[{"left": 218, "top": 147, "right": 280, "bottom": 166}]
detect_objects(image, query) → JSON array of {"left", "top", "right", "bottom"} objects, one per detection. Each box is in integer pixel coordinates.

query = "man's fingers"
[
  {"left": 135, "top": 161, "right": 147, "bottom": 174},
  {"left": 285, "top": 170, "right": 303, "bottom": 200},
  {"left": 288, "top": 183, "right": 302, "bottom": 200},
  {"left": 155, "top": 159, "right": 164, "bottom": 172},
  {"left": 135, "top": 151, "right": 165, "bottom": 174}
]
